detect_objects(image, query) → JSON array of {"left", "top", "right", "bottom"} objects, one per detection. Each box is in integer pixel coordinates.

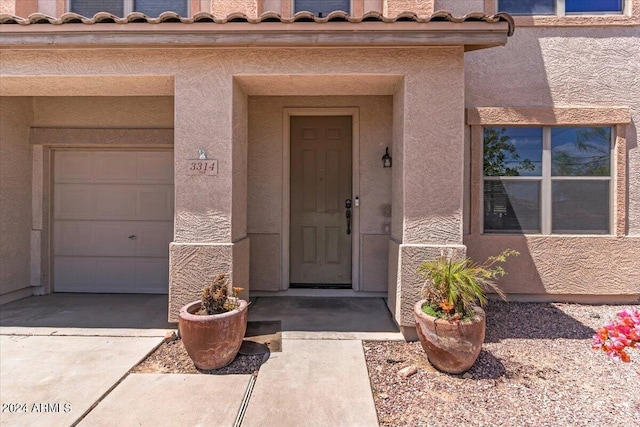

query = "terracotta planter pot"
[
  {"left": 414, "top": 300, "right": 486, "bottom": 374},
  {"left": 179, "top": 299, "right": 248, "bottom": 370}
]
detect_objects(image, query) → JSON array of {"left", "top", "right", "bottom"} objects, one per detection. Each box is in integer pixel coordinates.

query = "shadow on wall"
[{"left": 465, "top": 234, "right": 548, "bottom": 296}]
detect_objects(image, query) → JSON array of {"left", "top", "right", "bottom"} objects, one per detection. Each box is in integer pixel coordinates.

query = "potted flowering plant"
[
  {"left": 414, "top": 249, "right": 518, "bottom": 374},
  {"left": 178, "top": 273, "right": 248, "bottom": 370},
  {"left": 592, "top": 308, "right": 640, "bottom": 376}
]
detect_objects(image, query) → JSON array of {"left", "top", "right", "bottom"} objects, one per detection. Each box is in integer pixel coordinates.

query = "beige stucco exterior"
[{"left": 1, "top": 1, "right": 638, "bottom": 332}]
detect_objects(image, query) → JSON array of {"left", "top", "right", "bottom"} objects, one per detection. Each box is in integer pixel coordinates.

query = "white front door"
[{"left": 53, "top": 151, "right": 174, "bottom": 293}]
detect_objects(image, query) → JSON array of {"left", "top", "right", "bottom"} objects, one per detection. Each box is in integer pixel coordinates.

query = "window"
[
  {"left": 498, "top": 0, "right": 625, "bottom": 15},
  {"left": 483, "top": 126, "right": 612, "bottom": 234},
  {"left": 70, "top": 0, "right": 188, "bottom": 17},
  {"left": 294, "top": 0, "right": 351, "bottom": 17}
]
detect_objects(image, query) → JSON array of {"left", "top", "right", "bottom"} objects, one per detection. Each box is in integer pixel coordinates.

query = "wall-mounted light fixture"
[
  {"left": 382, "top": 147, "right": 392, "bottom": 168},
  {"left": 198, "top": 149, "right": 207, "bottom": 160}
]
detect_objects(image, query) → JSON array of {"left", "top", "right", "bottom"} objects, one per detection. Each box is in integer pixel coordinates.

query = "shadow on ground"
[
  {"left": 484, "top": 301, "right": 595, "bottom": 342},
  {"left": 0, "top": 294, "right": 175, "bottom": 329},
  {"left": 248, "top": 297, "right": 399, "bottom": 333}
]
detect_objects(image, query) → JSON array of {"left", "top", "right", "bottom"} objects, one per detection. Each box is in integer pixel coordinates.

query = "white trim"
[
  {"left": 541, "top": 126, "right": 552, "bottom": 234},
  {"left": 282, "top": 108, "right": 361, "bottom": 291},
  {"left": 610, "top": 127, "right": 616, "bottom": 235}
]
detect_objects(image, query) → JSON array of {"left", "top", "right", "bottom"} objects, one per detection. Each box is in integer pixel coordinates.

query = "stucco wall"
[
  {"left": 247, "top": 95, "right": 393, "bottom": 292},
  {"left": 466, "top": 25, "right": 640, "bottom": 235},
  {"left": 0, "top": 97, "right": 33, "bottom": 304},
  {"left": 209, "top": 0, "right": 257, "bottom": 18},
  {"left": 0, "top": 0, "right": 13, "bottom": 15},
  {"left": 459, "top": 17, "right": 640, "bottom": 297},
  {"left": 33, "top": 96, "right": 174, "bottom": 128},
  {"left": 385, "top": 0, "right": 433, "bottom": 16},
  {"left": 434, "top": 0, "right": 483, "bottom": 14},
  {"left": 466, "top": 235, "right": 640, "bottom": 300}
]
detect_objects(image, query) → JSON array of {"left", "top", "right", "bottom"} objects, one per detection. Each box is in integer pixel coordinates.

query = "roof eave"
[{"left": 0, "top": 21, "right": 511, "bottom": 51}]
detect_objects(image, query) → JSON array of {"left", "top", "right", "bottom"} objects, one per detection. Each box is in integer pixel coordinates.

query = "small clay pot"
[
  {"left": 414, "top": 300, "right": 486, "bottom": 374},
  {"left": 179, "top": 300, "right": 248, "bottom": 370}
]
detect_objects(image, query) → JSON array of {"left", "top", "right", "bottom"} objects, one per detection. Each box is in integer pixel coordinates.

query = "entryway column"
[
  {"left": 388, "top": 49, "right": 467, "bottom": 337},
  {"left": 168, "top": 76, "right": 249, "bottom": 321}
]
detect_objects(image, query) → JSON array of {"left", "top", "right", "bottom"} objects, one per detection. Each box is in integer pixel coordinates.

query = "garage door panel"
[
  {"left": 137, "top": 186, "right": 173, "bottom": 220},
  {"left": 95, "top": 185, "right": 138, "bottom": 219},
  {"left": 55, "top": 152, "right": 93, "bottom": 182},
  {"left": 54, "top": 221, "right": 98, "bottom": 255},
  {"left": 94, "top": 152, "right": 137, "bottom": 181},
  {"left": 54, "top": 258, "right": 133, "bottom": 293},
  {"left": 53, "top": 150, "right": 173, "bottom": 294},
  {"left": 136, "top": 259, "right": 169, "bottom": 293},
  {"left": 136, "top": 222, "right": 173, "bottom": 257},
  {"left": 55, "top": 185, "right": 96, "bottom": 219},
  {"left": 136, "top": 152, "right": 173, "bottom": 182},
  {"left": 56, "top": 221, "right": 167, "bottom": 257},
  {"left": 55, "top": 257, "right": 167, "bottom": 293}
]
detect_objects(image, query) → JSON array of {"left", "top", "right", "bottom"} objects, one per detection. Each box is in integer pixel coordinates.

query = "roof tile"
[{"left": 0, "top": 11, "right": 514, "bottom": 35}]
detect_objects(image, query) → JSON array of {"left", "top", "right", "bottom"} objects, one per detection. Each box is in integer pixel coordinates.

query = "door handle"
[
  {"left": 128, "top": 235, "right": 136, "bottom": 240},
  {"left": 345, "top": 199, "right": 352, "bottom": 235}
]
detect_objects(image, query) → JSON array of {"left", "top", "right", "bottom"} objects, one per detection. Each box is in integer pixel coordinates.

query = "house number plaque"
[{"left": 186, "top": 159, "right": 218, "bottom": 176}]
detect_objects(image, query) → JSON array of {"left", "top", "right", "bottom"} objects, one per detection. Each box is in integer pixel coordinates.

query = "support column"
[
  {"left": 168, "top": 76, "right": 250, "bottom": 321},
  {"left": 388, "top": 48, "right": 467, "bottom": 337}
]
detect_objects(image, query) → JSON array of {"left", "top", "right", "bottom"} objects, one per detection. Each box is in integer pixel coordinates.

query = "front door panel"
[{"left": 290, "top": 116, "right": 352, "bottom": 285}]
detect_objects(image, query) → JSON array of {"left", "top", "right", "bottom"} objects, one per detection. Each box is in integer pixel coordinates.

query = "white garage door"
[{"left": 53, "top": 151, "right": 174, "bottom": 294}]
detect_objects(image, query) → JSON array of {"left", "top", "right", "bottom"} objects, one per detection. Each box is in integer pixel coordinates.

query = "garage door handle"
[{"left": 128, "top": 235, "right": 136, "bottom": 240}]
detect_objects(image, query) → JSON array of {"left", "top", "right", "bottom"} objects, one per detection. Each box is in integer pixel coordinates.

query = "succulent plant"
[{"left": 200, "top": 273, "right": 241, "bottom": 315}]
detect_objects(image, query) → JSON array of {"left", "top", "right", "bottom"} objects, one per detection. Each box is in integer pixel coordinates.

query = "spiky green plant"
[{"left": 417, "top": 249, "right": 519, "bottom": 320}]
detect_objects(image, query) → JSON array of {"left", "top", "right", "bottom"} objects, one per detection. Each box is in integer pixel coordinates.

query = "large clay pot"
[
  {"left": 179, "top": 299, "right": 248, "bottom": 370},
  {"left": 414, "top": 300, "right": 485, "bottom": 374}
]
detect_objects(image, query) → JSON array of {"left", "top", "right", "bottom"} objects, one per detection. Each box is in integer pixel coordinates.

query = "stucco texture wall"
[
  {"left": 247, "top": 95, "right": 393, "bottom": 292},
  {"left": 0, "top": 0, "right": 13, "bottom": 15},
  {"left": 0, "top": 46, "right": 460, "bottom": 316},
  {"left": 434, "top": 0, "right": 483, "bottom": 15},
  {"left": 209, "top": 0, "right": 257, "bottom": 18},
  {"left": 33, "top": 96, "right": 174, "bottom": 128},
  {"left": 0, "top": 97, "right": 33, "bottom": 303},
  {"left": 462, "top": 24, "right": 640, "bottom": 299}
]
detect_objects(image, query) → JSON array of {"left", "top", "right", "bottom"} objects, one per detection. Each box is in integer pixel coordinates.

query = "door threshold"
[
  {"left": 289, "top": 283, "right": 352, "bottom": 290},
  {"left": 250, "top": 289, "right": 388, "bottom": 298}
]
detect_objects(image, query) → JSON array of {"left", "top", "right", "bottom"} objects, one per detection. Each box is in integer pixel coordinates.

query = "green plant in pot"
[
  {"left": 414, "top": 249, "right": 518, "bottom": 374},
  {"left": 178, "top": 273, "right": 248, "bottom": 370}
]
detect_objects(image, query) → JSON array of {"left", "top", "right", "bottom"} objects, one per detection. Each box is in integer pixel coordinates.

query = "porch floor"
[
  {"left": 248, "top": 296, "right": 401, "bottom": 340},
  {"left": 0, "top": 293, "right": 402, "bottom": 340}
]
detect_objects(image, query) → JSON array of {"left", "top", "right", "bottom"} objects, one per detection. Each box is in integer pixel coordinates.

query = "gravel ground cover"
[
  {"left": 132, "top": 336, "right": 264, "bottom": 375},
  {"left": 364, "top": 302, "right": 640, "bottom": 427}
]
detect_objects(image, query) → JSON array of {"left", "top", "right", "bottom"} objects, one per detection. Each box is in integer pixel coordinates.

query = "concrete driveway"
[
  {"left": 0, "top": 294, "right": 171, "bottom": 426},
  {"left": 1, "top": 294, "right": 393, "bottom": 426}
]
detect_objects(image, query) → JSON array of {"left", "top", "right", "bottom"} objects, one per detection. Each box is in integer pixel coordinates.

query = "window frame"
[
  {"left": 67, "top": 0, "right": 190, "bottom": 16},
  {"left": 467, "top": 106, "right": 630, "bottom": 238},
  {"left": 484, "top": 0, "right": 639, "bottom": 26},
  {"left": 496, "top": 0, "right": 628, "bottom": 16},
  {"left": 292, "top": 0, "right": 353, "bottom": 16},
  {"left": 482, "top": 125, "right": 614, "bottom": 235}
]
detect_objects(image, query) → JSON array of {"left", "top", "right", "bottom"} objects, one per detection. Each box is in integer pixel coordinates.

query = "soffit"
[{"left": 0, "top": 11, "right": 514, "bottom": 52}]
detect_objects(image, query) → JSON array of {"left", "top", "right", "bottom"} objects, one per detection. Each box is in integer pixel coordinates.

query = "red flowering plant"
[{"left": 592, "top": 308, "right": 640, "bottom": 376}]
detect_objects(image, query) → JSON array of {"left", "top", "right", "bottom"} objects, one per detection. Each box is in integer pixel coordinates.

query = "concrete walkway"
[
  {"left": 1, "top": 295, "right": 392, "bottom": 426},
  {"left": 243, "top": 339, "right": 379, "bottom": 427}
]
